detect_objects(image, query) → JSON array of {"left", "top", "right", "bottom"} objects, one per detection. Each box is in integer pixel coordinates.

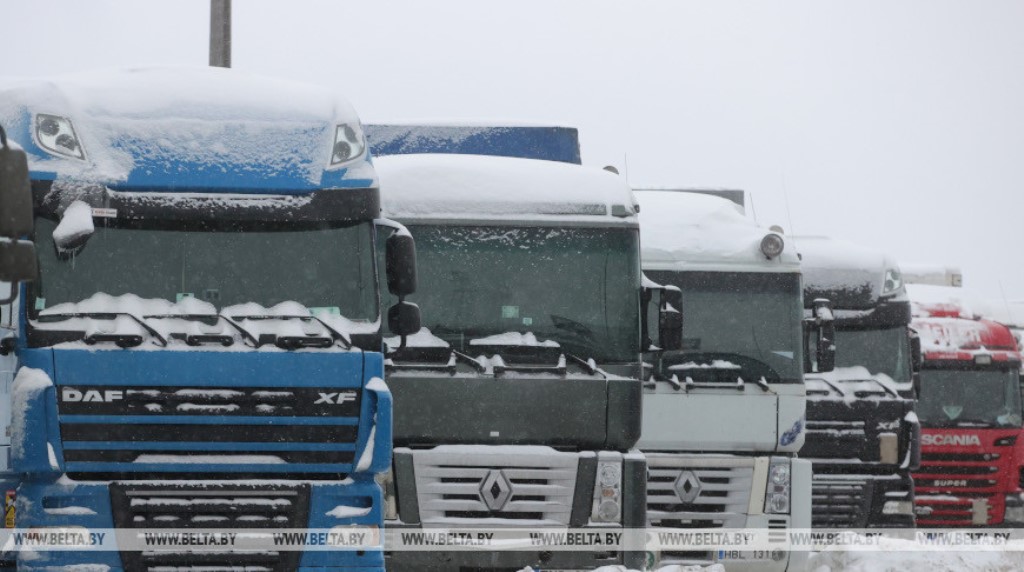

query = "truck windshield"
[
  {"left": 645, "top": 270, "right": 803, "bottom": 383},
  {"left": 834, "top": 326, "right": 912, "bottom": 383},
  {"left": 386, "top": 225, "right": 641, "bottom": 363},
  {"left": 29, "top": 216, "right": 378, "bottom": 339},
  {"left": 916, "top": 368, "right": 1022, "bottom": 428}
]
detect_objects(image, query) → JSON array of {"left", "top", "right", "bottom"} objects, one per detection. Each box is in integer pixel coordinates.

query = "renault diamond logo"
[
  {"left": 479, "top": 469, "right": 513, "bottom": 512},
  {"left": 674, "top": 470, "right": 702, "bottom": 503}
]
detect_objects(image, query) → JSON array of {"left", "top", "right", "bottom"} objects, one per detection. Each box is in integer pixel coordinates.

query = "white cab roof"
[
  {"left": 378, "top": 153, "right": 637, "bottom": 225},
  {"left": 634, "top": 190, "right": 799, "bottom": 272}
]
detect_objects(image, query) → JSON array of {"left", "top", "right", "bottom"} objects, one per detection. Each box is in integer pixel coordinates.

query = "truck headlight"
[
  {"left": 764, "top": 459, "right": 791, "bottom": 514},
  {"left": 592, "top": 459, "right": 622, "bottom": 523},
  {"left": 330, "top": 122, "right": 366, "bottom": 166},
  {"left": 35, "top": 114, "right": 85, "bottom": 160}
]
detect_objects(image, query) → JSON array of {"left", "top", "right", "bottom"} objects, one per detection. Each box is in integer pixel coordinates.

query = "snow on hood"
[
  {"left": 35, "top": 294, "right": 377, "bottom": 347},
  {"left": 634, "top": 190, "right": 799, "bottom": 271},
  {"left": 42, "top": 292, "right": 216, "bottom": 317},
  {"left": 806, "top": 367, "right": 900, "bottom": 402},
  {"left": 384, "top": 327, "right": 450, "bottom": 349},
  {"left": 469, "top": 332, "right": 560, "bottom": 347},
  {"left": 377, "top": 154, "right": 637, "bottom": 223},
  {"left": 0, "top": 66, "right": 372, "bottom": 190}
]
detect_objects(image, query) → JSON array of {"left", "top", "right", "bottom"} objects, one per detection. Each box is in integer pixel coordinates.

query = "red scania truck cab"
[{"left": 911, "top": 305, "right": 1024, "bottom": 526}]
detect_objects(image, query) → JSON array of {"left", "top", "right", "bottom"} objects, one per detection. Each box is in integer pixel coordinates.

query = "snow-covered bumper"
[
  {"left": 384, "top": 446, "right": 646, "bottom": 571},
  {"left": 12, "top": 478, "right": 385, "bottom": 571},
  {"left": 644, "top": 454, "right": 811, "bottom": 572}
]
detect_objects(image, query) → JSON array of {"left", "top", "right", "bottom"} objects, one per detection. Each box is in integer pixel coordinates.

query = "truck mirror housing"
[
  {"left": 659, "top": 286, "right": 683, "bottom": 352},
  {"left": 386, "top": 232, "right": 417, "bottom": 297},
  {"left": 387, "top": 300, "right": 421, "bottom": 338},
  {"left": 813, "top": 299, "right": 836, "bottom": 373},
  {"left": 909, "top": 329, "right": 922, "bottom": 373},
  {"left": 0, "top": 125, "right": 38, "bottom": 295},
  {"left": 0, "top": 125, "right": 33, "bottom": 238},
  {"left": 0, "top": 241, "right": 38, "bottom": 284}
]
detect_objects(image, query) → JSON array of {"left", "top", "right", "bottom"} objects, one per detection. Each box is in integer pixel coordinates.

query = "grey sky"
[{"left": 6, "top": 0, "right": 1023, "bottom": 299}]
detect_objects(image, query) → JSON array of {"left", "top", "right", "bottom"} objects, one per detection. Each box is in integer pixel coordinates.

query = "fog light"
[
  {"left": 597, "top": 499, "right": 620, "bottom": 521},
  {"left": 760, "top": 233, "right": 784, "bottom": 259},
  {"left": 882, "top": 500, "right": 913, "bottom": 515}
]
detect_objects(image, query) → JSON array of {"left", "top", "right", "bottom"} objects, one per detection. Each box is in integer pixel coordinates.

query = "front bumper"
[
  {"left": 14, "top": 476, "right": 385, "bottom": 571},
  {"left": 386, "top": 446, "right": 646, "bottom": 571}
]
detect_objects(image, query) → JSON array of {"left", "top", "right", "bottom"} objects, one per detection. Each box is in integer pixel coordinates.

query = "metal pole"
[{"left": 210, "top": 0, "right": 231, "bottom": 68}]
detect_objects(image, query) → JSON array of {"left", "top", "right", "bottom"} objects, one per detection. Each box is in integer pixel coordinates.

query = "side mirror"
[
  {"left": 53, "top": 200, "right": 95, "bottom": 255},
  {"left": 385, "top": 231, "right": 417, "bottom": 297},
  {"left": 0, "top": 125, "right": 33, "bottom": 238},
  {"left": 0, "top": 125, "right": 37, "bottom": 300},
  {"left": 804, "top": 298, "right": 836, "bottom": 373},
  {"left": 658, "top": 286, "right": 683, "bottom": 352},
  {"left": 909, "top": 329, "right": 922, "bottom": 373},
  {"left": 387, "top": 300, "right": 421, "bottom": 339}
]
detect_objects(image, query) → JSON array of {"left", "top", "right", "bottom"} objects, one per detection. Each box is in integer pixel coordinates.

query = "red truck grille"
[{"left": 914, "top": 452, "right": 1006, "bottom": 526}]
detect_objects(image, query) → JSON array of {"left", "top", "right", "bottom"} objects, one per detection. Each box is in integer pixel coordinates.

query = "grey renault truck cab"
[
  {"left": 795, "top": 235, "right": 920, "bottom": 528},
  {"left": 634, "top": 189, "right": 813, "bottom": 572},
  {"left": 377, "top": 153, "right": 672, "bottom": 571}
]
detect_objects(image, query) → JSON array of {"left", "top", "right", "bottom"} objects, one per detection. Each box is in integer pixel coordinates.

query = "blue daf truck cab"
[{"left": 0, "top": 67, "right": 419, "bottom": 571}]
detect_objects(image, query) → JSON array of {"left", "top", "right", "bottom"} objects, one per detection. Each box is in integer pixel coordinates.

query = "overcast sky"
[{"left": 6, "top": 0, "right": 1023, "bottom": 301}]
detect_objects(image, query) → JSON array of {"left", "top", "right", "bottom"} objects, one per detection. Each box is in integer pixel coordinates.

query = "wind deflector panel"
[
  {"left": 32, "top": 180, "right": 380, "bottom": 223},
  {"left": 364, "top": 125, "right": 582, "bottom": 165}
]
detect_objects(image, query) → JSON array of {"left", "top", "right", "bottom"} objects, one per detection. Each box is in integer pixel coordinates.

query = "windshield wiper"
[
  {"left": 144, "top": 314, "right": 238, "bottom": 347},
  {"left": 224, "top": 314, "right": 351, "bottom": 350},
  {"left": 388, "top": 348, "right": 487, "bottom": 374},
  {"left": 38, "top": 312, "right": 168, "bottom": 348}
]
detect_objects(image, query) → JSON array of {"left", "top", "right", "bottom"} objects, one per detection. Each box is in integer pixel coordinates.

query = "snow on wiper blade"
[
  {"left": 225, "top": 314, "right": 351, "bottom": 350},
  {"left": 144, "top": 314, "right": 238, "bottom": 347},
  {"left": 37, "top": 312, "right": 168, "bottom": 347}
]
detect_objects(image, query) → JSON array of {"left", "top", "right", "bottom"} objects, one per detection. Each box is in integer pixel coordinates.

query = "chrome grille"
[
  {"left": 806, "top": 419, "right": 866, "bottom": 437},
  {"left": 646, "top": 454, "right": 753, "bottom": 529},
  {"left": 410, "top": 447, "right": 578, "bottom": 524}
]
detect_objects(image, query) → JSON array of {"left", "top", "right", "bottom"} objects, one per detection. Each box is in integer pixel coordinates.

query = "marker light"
[
  {"left": 975, "top": 354, "right": 993, "bottom": 365},
  {"left": 35, "top": 114, "right": 84, "bottom": 160},
  {"left": 760, "top": 233, "right": 785, "bottom": 259},
  {"left": 330, "top": 123, "right": 366, "bottom": 166},
  {"left": 882, "top": 268, "right": 903, "bottom": 295}
]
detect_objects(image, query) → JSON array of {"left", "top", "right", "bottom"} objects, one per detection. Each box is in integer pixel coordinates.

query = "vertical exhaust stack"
[{"left": 209, "top": 0, "right": 231, "bottom": 68}]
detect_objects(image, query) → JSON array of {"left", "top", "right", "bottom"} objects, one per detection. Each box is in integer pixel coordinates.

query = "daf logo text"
[
  {"left": 62, "top": 388, "right": 124, "bottom": 403},
  {"left": 314, "top": 392, "right": 357, "bottom": 405}
]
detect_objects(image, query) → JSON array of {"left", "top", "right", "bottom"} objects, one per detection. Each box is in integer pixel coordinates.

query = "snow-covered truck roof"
[
  {"left": 377, "top": 153, "right": 637, "bottom": 226},
  {"left": 912, "top": 316, "right": 1021, "bottom": 366},
  {"left": 794, "top": 235, "right": 907, "bottom": 310},
  {"left": 633, "top": 190, "right": 799, "bottom": 273},
  {"left": 0, "top": 66, "right": 374, "bottom": 191}
]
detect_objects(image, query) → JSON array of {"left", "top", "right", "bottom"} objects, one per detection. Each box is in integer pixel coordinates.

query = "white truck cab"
[{"left": 635, "top": 190, "right": 811, "bottom": 572}]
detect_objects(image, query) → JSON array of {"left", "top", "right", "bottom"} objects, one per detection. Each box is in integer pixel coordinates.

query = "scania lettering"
[
  {"left": 907, "top": 284, "right": 1024, "bottom": 527},
  {"left": 795, "top": 236, "right": 920, "bottom": 528},
  {"left": 634, "top": 190, "right": 812, "bottom": 572},
  {"left": 377, "top": 154, "right": 660, "bottom": 571},
  {"left": 921, "top": 435, "right": 982, "bottom": 447},
  {"left": 0, "top": 67, "right": 419, "bottom": 571}
]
